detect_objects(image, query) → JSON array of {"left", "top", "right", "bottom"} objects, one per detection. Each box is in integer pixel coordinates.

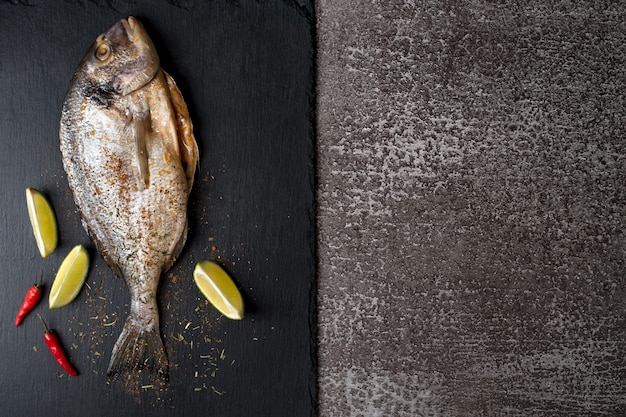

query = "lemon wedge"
[
  {"left": 49, "top": 244, "right": 90, "bottom": 309},
  {"left": 193, "top": 260, "right": 244, "bottom": 320},
  {"left": 25, "top": 188, "right": 58, "bottom": 258}
]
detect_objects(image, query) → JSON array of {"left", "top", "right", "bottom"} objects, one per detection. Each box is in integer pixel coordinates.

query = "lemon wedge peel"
[
  {"left": 25, "top": 188, "right": 58, "bottom": 258},
  {"left": 193, "top": 260, "right": 244, "bottom": 320},
  {"left": 49, "top": 244, "right": 90, "bottom": 309}
]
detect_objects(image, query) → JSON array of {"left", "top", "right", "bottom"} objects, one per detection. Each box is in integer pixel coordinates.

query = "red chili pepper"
[
  {"left": 37, "top": 314, "right": 79, "bottom": 377},
  {"left": 15, "top": 273, "right": 43, "bottom": 327}
]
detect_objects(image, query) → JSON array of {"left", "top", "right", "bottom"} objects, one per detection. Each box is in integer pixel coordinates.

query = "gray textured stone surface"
[{"left": 315, "top": 1, "right": 626, "bottom": 416}]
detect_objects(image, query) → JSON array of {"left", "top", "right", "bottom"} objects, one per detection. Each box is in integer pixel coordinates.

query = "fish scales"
[{"left": 59, "top": 17, "right": 198, "bottom": 383}]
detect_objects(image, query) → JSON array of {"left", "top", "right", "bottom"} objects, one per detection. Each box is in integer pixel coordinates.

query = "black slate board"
[{"left": 0, "top": 1, "right": 316, "bottom": 416}]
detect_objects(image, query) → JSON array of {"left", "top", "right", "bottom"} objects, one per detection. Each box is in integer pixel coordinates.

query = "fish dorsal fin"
[{"left": 163, "top": 71, "right": 199, "bottom": 193}]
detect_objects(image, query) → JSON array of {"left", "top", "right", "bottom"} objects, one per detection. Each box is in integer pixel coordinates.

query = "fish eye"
[{"left": 95, "top": 43, "right": 111, "bottom": 61}]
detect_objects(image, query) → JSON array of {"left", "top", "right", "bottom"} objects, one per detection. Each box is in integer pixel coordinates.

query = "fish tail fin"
[{"left": 107, "top": 313, "right": 168, "bottom": 382}]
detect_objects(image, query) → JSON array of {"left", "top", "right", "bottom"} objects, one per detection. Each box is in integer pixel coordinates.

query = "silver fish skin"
[{"left": 59, "top": 16, "right": 198, "bottom": 381}]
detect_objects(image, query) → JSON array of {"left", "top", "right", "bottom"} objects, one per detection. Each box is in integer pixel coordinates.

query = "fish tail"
[{"left": 107, "top": 313, "right": 168, "bottom": 381}]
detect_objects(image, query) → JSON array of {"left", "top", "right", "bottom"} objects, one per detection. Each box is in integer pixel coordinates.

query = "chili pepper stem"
[{"left": 37, "top": 314, "right": 50, "bottom": 333}]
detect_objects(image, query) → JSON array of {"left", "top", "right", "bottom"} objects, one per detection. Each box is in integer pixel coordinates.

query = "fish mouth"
[
  {"left": 121, "top": 16, "right": 139, "bottom": 40},
  {"left": 104, "top": 16, "right": 160, "bottom": 96}
]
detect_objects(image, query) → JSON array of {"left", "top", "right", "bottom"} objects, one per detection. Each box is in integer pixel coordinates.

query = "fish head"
[{"left": 82, "top": 16, "right": 159, "bottom": 97}]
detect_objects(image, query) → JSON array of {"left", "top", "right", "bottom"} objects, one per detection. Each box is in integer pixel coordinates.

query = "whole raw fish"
[{"left": 59, "top": 16, "right": 198, "bottom": 382}]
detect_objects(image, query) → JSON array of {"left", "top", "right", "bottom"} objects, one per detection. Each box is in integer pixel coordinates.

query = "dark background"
[
  {"left": 316, "top": 1, "right": 626, "bottom": 416},
  {"left": 0, "top": 1, "right": 315, "bottom": 416}
]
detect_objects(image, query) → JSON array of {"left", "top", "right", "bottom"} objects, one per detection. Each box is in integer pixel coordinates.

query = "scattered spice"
[
  {"left": 103, "top": 317, "right": 118, "bottom": 327},
  {"left": 211, "top": 385, "right": 225, "bottom": 395}
]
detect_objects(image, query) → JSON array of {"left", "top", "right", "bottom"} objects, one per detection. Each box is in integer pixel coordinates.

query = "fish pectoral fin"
[
  {"left": 132, "top": 110, "right": 151, "bottom": 189},
  {"left": 164, "top": 70, "right": 199, "bottom": 193}
]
